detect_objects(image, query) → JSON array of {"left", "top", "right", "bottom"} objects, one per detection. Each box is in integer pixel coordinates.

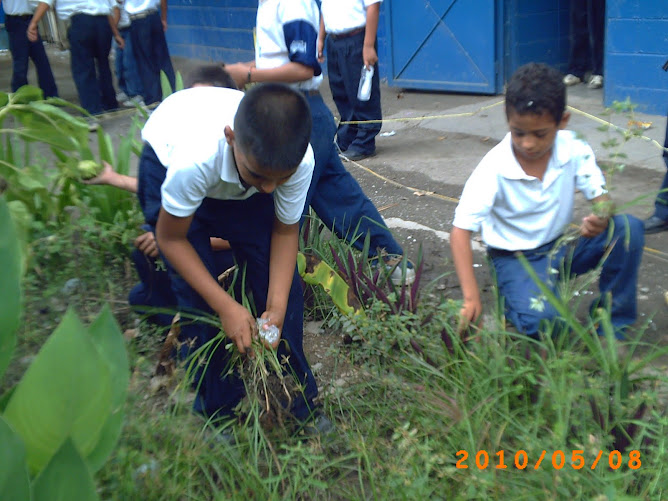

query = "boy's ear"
[
  {"left": 224, "top": 125, "right": 235, "bottom": 146},
  {"left": 558, "top": 111, "right": 571, "bottom": 130}
]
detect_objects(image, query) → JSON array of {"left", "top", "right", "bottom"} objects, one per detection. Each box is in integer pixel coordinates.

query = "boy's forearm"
[
  {"left": 364, "top": 3, "right": 380, "bottom": 46},
  {"left": 450, "top": 227, "right": 481, "bottom": 303},
  {"left": 250, "top": 62, "right": 314, "bottom": 84},
  {"left": 266, "top": 220, "right": 299, "bottom": 319}
]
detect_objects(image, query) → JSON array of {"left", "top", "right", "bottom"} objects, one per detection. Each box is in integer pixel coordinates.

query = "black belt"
[
  {"left": 129, "top": 9, "right": 157, "bottom": 21},
  {"left": 329, "top": 27, "right": 364, "bottom": 40},
  {"left": 6, "top": 14, "right": 33, "bottom": 19},
  {"left": 301, "top": 90, "right": 320, "bottom": 96}
]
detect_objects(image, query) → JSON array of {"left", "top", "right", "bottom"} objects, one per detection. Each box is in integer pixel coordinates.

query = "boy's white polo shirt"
[
  {"left": 123, "top": 0, "right": 158, "bottom": 15},
  {"left": 255, "top": 0, "right": 323, "bottom": 92},
  {"left": 453, "top": 130, "right": 607, "bottom": 251},
  {"left": 37, "top": 0, "right": 113, "bottom": 21},
  {"left": 2, "top": 0, "right": 37, "bottom": 15},
  {"left": 141, "top": 87, "right": 314, "bottom": 226},
  {"left": 320, "top": 0, "right": 382, "bottom": 34}
]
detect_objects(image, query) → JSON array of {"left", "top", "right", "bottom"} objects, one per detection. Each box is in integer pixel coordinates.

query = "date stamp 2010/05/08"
[{"left": 455, "top": 449, "right": 641, "bottom": 471}]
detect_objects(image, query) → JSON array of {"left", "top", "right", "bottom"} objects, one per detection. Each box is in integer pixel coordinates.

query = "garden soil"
[{"left": 1, "top": 48, "right": 666, "bottom": 390}]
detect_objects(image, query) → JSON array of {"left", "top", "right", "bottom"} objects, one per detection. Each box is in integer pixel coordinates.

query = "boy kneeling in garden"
[
  {"left": 451, "top": 63, "right": 644, "bottom": 339},
  {"left": 138, "top": 82, "right": 332, "bottom": 433}
]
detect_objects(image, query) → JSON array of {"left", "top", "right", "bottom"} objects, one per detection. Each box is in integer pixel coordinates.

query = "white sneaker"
[
  {"left": 563, "top": 74, "right": 582, "bottom": 86},
  {"left": 116, "top": 91, "right": 129, "bottom": 103},
  {"left": 385, "top": 256, "right": 416, "bottom": 286},
  {"left": 588, "top": 75, "right": 603, "bottom": 89},
  {"left": 122, "top": 96, "right": 146, "bottom": 108},
  {"left": 85, "top": 116, "right": 100, "bottom": 132}
]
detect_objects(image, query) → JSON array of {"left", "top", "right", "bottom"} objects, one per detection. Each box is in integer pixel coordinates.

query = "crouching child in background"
[{"left": 450, "top": 62, "right": 644, "bottom": 340}]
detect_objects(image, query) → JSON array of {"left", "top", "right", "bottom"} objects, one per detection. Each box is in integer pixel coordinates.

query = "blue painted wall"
[
  {"left": 166, "top": 0, "right": 390, "bottom": 77},
  {"left": 604, "top": 1, "right": 668, "bottom": 115}
]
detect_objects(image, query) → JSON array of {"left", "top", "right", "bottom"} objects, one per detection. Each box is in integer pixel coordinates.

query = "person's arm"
[
  {"left": 156, "top": 208, "right": 256, "bottom": 354},
  {"left": 108, "top": 13, "right": 124, "bottom": 49},
  {"left": 317, "top": 15, "right": 326, "bottom": 63},
  {"left": 259, "top": 218, "right": 299, "bottom": 348},
  {"left": 27, "top": 2, "right": 51, "bottom": 42},
  {"left": 160, "top": 0, "right": 167, "bottom": 31},
  {"left": 450, "top": 226, "right": 483, "bottom": 331},
  {"left": 82, "top": 161, "right": 138, "bottom": 192},
  {"left": 225, "top": 61, "right": 314, "bottom": 89},
  {"left": 581, "top": 193, "right": 613, "bottom": 238},
  {"left": 362, "top": 2, "right": 380, "bottom": 68}
]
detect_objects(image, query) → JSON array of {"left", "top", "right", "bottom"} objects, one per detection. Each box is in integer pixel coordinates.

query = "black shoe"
[
  {"left": 341, "top": 149, "right": 376, "bottom": 162},
  {"left": 643, "top": 215, "right": 668, "bottom": 234}
]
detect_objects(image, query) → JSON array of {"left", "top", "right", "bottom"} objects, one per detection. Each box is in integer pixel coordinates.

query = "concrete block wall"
[{"left": 605, "top": 0, "right": 668, "bottom": 115}]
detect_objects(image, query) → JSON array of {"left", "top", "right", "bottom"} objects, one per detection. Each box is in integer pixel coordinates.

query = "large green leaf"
[
  {"left": 0, "top": 196, "right": 23, "bottom": 379},
  {"left": 3, "top": 309, "right": 113, "bottom": 475},
  {"left": 10, "top": 85, "right": 44, "bottom": 104},
  {"left": 0, "top": 417, "right": 31, "bottom": 501},
  {"left": 84, "top": 305, "right": 129, "bottom": 471},
  {"left": 32, "top": 438, "right": 99, "bottom": 501}
]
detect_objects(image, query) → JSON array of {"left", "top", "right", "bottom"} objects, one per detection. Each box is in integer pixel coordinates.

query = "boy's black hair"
[
  {"left": 234, "top": 83, "right": 312, "bottom": 172},
  {"left": 185, "top": 64, "right": 238, "bottom": 90},
  {"left": 505, "top": 63, "right": 566, "bottom": 124}
]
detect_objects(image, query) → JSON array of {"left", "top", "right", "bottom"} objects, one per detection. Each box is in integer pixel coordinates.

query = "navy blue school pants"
[
  {"left": 325, "top": 29, "right": 381, "bottom": 156},
  {"left": 114, "top": 27, "right": 144, "bottom": 99},
  {"left": 5, "top": 14, "right": 58, "bottom": 97},
  {"left": 129, "top": 12, "right": 175, "bottom": 105},
  {"left": 566, "top": 0, "right": 605, "bottom": 79},
  {"left": 489, "top": 215, "right": 644, "bottom": 339},
  {"left": 67, "top": 14, "right": 118, "bottom": 114},
  {"left": 653, "top": 114, "right": 668, "bottom": 220},
  {"left": 137, "top": 144, "right": 317, "bottom": 420},
  {"left": 302, "top": 92, "right": 402, "bottom": 258}
]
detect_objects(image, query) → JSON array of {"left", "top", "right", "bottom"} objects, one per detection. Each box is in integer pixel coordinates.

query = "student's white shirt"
[
  {"left": 123, "top": 0, "right": 158, "bottom": 15},
  {"left": 141, "top": 87, "right": 315, "bottom": 226},
  {"left": 453, "top": 130, "right": 607, "bottom": 251},
  {"left": 37, "top": 0, "right": 113, "bottom": 21},
  {"left": 2, "top": 0, "right": 38, "bottom": 15},
  {"left": 255, "top": 0, "right": 323, "bottom": 92},
  {"left": 115, "top": 0, "right": 130, "bottom": 28},
  {"left": 320, "top": 0, "right": 382, "bottom": 34}
]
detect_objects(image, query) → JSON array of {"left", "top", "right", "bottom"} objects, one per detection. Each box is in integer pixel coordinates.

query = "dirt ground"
[{"left": 1, "top": 47, "right": 666, "bottom": 380}]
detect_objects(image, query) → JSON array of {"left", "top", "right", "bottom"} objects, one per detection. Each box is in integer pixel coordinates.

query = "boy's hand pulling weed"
[
  {"left": 580, "top": 213, "right": 609, "bottom": 238},
  {"left": 220, "top": 302, "right": 257, "bottom": 355},
  {"left": 457, "top": 298, "right": 483, "bottom": 337}
]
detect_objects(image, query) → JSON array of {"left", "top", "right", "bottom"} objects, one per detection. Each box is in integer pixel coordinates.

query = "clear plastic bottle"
[
  {"left": 256, "top": 317, "right": 280, "bottom": 345},
  {"left": 357, "top": 65, "right": 374, "bottom": 101}
]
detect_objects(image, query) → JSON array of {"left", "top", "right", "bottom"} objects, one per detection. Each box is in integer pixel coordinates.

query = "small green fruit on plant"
[{"left": 75, "top": 160, "right": 104, "bottom": 181}]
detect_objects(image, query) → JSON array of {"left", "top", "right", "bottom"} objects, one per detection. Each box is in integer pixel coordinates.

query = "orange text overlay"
[{"left": 455, "top": 449, "right": 641, "bottom": 471}]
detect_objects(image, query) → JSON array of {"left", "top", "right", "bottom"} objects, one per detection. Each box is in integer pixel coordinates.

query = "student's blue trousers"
[
  {"left": 137, "top": 145, "right": 317, "bottom": 420},
  {"left": 302, "top": 92, "right": 402, "bottom": 258},
  {"left": 488, "top": 215, "right": 644, "bottom": 339},
  {"left": 325, "top": 29, "right": 381, "bottom": 156},
  {"left": 5, "top": 14, "right": 58, "bottom": 97},
  {"left": 129, "top": 11, "right": 175, "bottom": 105},
  {"left": 67, "top": 14, "right": 118, "bottom": 114}
]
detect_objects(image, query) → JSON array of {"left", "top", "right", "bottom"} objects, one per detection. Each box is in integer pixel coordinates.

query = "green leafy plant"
[{"left": 0, "top": 194, "right": 130, "bottom": 500}]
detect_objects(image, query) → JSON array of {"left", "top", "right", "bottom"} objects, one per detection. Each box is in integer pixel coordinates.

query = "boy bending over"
[
  {"left": 451, "top": 63, "right": 644, "bottom": 339},
  {"left": 138, "top": 82, "right": 323, "bottom": 426}
]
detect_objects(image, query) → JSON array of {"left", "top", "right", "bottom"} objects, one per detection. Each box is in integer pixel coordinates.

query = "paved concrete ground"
[{"left": 1, "top": 44, "right": 666, "bottom": 345}]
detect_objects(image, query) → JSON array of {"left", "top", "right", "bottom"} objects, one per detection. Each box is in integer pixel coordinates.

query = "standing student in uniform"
[
  {"left": 28, "top": 0, "right": 118, "bottom": 114},
  {"left": 111, "top": 0, "right": 145, "bottom": 107},
  {"left": 1, "top": 0, "right": 58, "bottom": 97},
  {"left": 225, "top": 0, "right": 414, "bottom": 286},
  {"left": 317, "top": 0, "right": 382, "bottom": 161},
  {"left": 123, "top": 0, "right": 175, "bottom": 105}
]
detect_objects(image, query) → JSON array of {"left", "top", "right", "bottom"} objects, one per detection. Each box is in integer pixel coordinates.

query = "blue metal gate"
[{"left": 385, "top": 0, "right": 498, "bottom": 93}]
